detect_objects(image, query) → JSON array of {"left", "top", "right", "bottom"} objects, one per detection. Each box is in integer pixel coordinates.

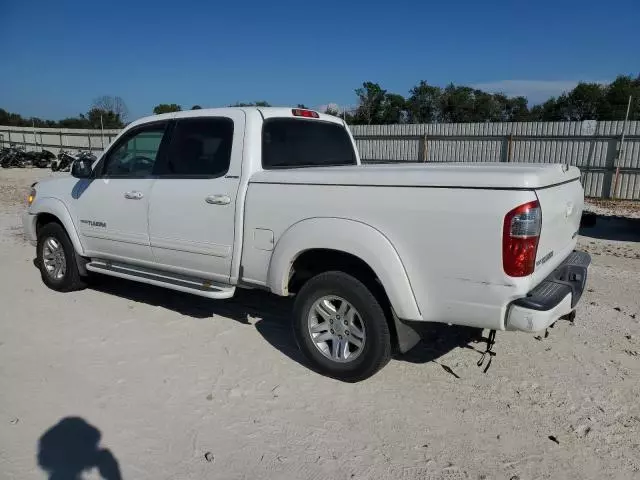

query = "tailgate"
[{"left": 533, "top": 178, "right": 584, "bottom": 278}]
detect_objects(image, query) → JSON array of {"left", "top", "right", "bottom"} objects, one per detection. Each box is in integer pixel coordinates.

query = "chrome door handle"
[
  {"left": 205, "top": 194, "right": 231, "bottom": 205},
  {"left": 124, "top": 191, "right": 144, "bottom": 200}
]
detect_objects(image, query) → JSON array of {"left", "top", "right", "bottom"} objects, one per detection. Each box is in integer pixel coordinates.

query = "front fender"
[
  {"left": 267, "top": 218, "right": 422, "bottom": 321},
  {"left": 29, "top": 197, "right": 85, "bottom": 256}
]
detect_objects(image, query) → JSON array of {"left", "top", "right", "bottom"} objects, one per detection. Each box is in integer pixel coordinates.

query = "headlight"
[{"left": 28, "top": 187, "right": 36, "bottom": 206}]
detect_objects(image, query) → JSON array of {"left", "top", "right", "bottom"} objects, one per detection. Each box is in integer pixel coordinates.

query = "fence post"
[
  {"left": 602, "top": 139, "right": 618, "bottom": 199},
  {"left": 422, "top": 134, "right": 428, "bottom": 162}
]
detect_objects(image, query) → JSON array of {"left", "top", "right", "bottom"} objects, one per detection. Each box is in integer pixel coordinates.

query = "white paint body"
[{"left": 24, "top": 107, "right": 585, "bottom": 332}]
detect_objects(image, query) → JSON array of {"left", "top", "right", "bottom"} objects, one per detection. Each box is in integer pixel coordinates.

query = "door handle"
[
  {"left": 124, "top": 191, "right": 144, "bottom": 200},
  {"left": 205, "top": 194, "right": 231, "bottom": 205}
]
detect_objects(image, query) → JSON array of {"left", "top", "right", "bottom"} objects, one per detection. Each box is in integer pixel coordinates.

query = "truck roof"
[{"left": 128, "top": 107, "right": 345, "bottom": 129}]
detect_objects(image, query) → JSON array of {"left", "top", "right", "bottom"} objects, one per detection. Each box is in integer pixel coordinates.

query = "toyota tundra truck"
[{"left": 23, "top": 107, "right": 590, "bottom": 381}]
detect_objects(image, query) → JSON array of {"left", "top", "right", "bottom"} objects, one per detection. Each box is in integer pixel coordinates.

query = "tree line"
[
  {"left": 0, "top": 96, "right": 128, "bottom": 129},
  {"left": 2, "top": 75, "right": 638, "bottom": 129},
  {"left": 340, "top": 75, "right": 640, "bottom": 124}
]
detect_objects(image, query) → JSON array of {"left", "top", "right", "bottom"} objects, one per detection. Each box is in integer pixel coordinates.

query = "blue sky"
[{"left": 2, "top": 0, "right": 638, "bottom": 121}]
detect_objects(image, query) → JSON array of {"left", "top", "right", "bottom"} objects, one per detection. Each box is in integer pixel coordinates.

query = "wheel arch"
[
  {"left": 267, "top": 217, "right": 422, "bottom": 321},
  {"left": 32, "top": 197, "right": 85, "bottom": 256}
]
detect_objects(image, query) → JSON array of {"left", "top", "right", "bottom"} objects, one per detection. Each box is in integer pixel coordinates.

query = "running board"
[{"left": 86, "top": 260, "right": 236, "bottom": 299}]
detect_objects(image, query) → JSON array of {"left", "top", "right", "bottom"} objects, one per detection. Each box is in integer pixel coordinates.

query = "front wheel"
[
  {"left": 36, "top": 223, "right": 86, "bottom": 292},
  {"left": 292, "top": 271, "right": 391, "bottom": 382}
]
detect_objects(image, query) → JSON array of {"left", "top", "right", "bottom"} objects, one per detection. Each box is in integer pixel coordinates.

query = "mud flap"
[{"left": 392, "top": 312, "right": 421, "bottom": 354}]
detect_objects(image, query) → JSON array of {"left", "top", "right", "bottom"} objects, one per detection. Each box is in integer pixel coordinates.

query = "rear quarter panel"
[{"left": 243, "top": 180, "right": 539, "bottom": 330}]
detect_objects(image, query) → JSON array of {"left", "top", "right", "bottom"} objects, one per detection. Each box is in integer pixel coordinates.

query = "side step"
[{"left": 86, "top": 260, "right": 236, "bottom": 299}]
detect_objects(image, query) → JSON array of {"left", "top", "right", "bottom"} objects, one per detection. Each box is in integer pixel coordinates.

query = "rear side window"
[
  {"left": 162, "top": 118, "right": 234, "bottom": 177},
  {"left": 262, "top": 119, "right": 356, "bottom": 168}
]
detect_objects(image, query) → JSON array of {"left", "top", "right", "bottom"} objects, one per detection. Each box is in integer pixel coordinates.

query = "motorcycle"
[
  {"left": 0, "top": 145, "right": 27, "bottom": 168},
  {"left": 26, "top": 149, "right": 56, "bottom": 168},
  {"left": 51, "top": 150, "right": 76, "bottom": 172},
  {"left": 51, "top": 150, "right": 96, "bottom": 172}
]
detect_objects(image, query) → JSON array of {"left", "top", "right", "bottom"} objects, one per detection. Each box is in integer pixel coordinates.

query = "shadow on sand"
[
  {"left": 88, "top": 275, "right": 486, "bottom": 375},
  {"left": 580, "top": 213, "right": 640, "bottom": 242},
  {"left": 38, "top": 417, "right": 122, "bottom": 480}
]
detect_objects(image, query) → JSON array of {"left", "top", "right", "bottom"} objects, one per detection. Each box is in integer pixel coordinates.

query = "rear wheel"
[
  {"left": 292, "top": 271, "right": 391, "bottom": 382},
  {"left": 37, "top": 223, "right": 86, "bottom": 292}
]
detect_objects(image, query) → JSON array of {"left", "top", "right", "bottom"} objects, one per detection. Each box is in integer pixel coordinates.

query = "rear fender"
[{"left": 267, "top": 217, "right": 422, "bottom": 320}]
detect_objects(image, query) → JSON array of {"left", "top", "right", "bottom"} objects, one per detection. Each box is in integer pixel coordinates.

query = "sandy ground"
[{"left": 0, "top": 168, "right": 639, "bottom": 480}]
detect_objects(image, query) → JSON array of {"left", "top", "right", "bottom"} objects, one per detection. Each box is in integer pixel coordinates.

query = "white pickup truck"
[{"left": 23, "top": 107, "right": 590, "bottom": 381}]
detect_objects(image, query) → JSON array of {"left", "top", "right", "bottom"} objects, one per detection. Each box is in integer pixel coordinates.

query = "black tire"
[
  {"left": 36, "top": 222, "right": 86, "bottom": 292},
  {"left": 292, "top": 271, "right": 392, "bottom": 382}
]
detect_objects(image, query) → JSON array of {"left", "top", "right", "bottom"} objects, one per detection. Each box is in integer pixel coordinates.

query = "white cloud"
[{"left": 471, "top": 79, "right": 609, "bottom": 105}]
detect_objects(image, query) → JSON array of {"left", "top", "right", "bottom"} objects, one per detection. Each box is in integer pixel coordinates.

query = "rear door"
[
  {"left": 147, "top": 112, "right": 244, "bottom": 283},
  {"left": 73, "top": 121, "right": 168, "bottom": 264}
]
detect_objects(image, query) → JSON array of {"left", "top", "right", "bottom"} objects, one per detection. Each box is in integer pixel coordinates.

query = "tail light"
[
  {"left": 292, "top": 108, "right": 319, "bottom": 118},
  {"left": 503, "top": 200, "right": 541, "bottom": 277}
]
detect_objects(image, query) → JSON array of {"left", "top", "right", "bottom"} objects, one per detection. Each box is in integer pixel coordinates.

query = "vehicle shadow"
[
  {"left": 89, "top": 276, "right": 485, "bottom": 371},
  {"left": 37, "top": 417, "right": 122, "bottom": 480},
  {"left": 579, "top": 214, "right": 640, "bottom": 242}
]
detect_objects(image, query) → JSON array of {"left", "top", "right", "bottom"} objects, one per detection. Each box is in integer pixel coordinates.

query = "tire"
[
  {"left": 292, "top": 271, "right": 392, "bottom": 382},
  {"left": 36, "top": 222, "right": 86, "bottom": 292}
]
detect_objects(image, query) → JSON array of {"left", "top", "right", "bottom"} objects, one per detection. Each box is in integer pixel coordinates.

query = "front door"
[
  {"left": 148, "top": 113, "right": 244, "bottom": 283},
  {"left": 73, "top": 121, "right": 168, "bottom": 264}
]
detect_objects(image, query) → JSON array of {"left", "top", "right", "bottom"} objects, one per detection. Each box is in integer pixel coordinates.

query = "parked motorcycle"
[
  {"left": 0, "top": 146, "right": 27, "bottom": 168},
  {"left": 51, "top": 150, "right": 76, "bottom": 172},
  {"left": 51, "top": 150, "right": 96, "bottom": 172},
  {"left": 27, "top": 149, "right": 56, "bottom": 168}
]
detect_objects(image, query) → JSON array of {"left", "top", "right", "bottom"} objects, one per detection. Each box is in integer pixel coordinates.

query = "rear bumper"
[{"left": 506, "top": 251, "right": 591, "bottom": 332}]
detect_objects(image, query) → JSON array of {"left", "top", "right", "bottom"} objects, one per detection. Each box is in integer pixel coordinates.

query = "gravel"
[{"left": 1, "top": 168, "right": 639, "bottom": 480}]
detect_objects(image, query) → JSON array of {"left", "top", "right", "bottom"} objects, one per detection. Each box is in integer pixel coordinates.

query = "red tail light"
[
  {"left": 503, "top": 200, "right": 541, "bottom": 277},
  {"left": 292, "top": 108, "right": 319, "bottom": 118}
]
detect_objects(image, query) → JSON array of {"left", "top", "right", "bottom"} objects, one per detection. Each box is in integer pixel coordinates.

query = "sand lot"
[{"left": 1, "top": 168, "right": 639, "bottom": 480}]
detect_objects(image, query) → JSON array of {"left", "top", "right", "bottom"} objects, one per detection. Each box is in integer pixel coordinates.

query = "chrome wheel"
[
  {"left": 307, "top": 295, "right": 366, "bottom": 363},
  {"left": 42, "top": 236, "right": 66, "bottom": 280}
]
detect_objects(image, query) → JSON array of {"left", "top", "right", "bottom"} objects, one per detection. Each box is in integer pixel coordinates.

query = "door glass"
[
  {"left": 161, "top": 118, "right": 234, "bottom": 177},
  {"left": 102, "top": 125, "right": 166, "bottom": 177}
]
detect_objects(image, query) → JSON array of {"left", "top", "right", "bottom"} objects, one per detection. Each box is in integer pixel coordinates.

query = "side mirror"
[{"left": 71, "top": 159, "right": 93, "bottom": 178}]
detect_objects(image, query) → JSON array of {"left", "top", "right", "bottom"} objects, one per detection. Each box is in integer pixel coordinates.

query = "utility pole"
[
  {"left": 612, "top": 95, "right": 632, "bottom": 198},
  {"left": 32, "top": 119, "right": 38, "bottom": 151},
  {"left": 100, "top": 114, "right": 105, "bottom": 149}
]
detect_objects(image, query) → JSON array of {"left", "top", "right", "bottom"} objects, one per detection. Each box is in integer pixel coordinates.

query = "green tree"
[
  {"left": 503, "top": 96, "right": 530, "bottom": 121},
  {"left": 407, "top": 81, "right": 441, "bottom": 123},
  {"left": 562, "top": 83, "right": 606, "bottom": 120},
  {"left": 381, "top": 93, "right": 408, "bottom": 124},
  {"left": 87, "top": 108, "right": 124, "bottom": 128},
  {"left": 153, "top": 103, "right": 182, "bottom": 114},
  {"left": 191, "top": 105, "right": 202, "bottom": 110},
  {"left": 353, "top": 82, "right": 387, "bottom": 124},
  {"left": 601, "top": 75, "right": 640, "bottom": 120},
  {"left": 439, "top": 84, "right": 476, "bottom": 123},
  {"left": 92, "top": 96, "right": 128, "bottom": 122},
  {"left": 471, "top": 90, "right": 502, "bottom": 122}
]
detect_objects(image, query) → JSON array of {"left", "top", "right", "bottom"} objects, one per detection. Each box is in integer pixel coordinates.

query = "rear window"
[
  {"left": 162, "top": 117, "right": 233, "bottom": 177},
  {"left": 262, "top": 119, "right": 356, "bottom": 169}
]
